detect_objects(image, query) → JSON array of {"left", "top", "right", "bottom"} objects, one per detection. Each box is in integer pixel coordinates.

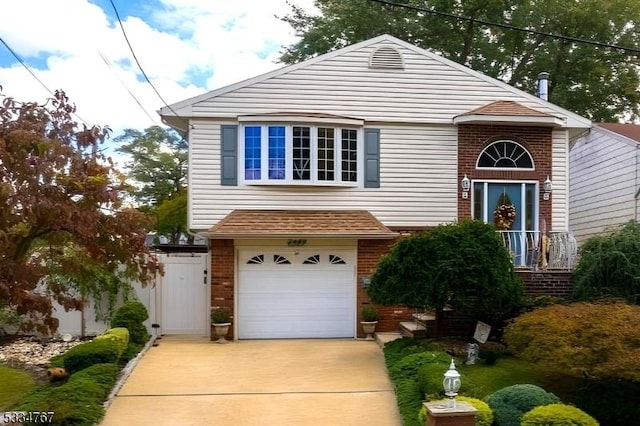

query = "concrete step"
[
  {"left": 374, "top": 332, "right": 403, "bottom": 348},
  {"left": 399, "top": 321, "right": 428, "bottom": 338}
]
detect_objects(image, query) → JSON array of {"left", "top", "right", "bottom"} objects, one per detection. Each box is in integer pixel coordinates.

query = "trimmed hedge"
[
  {"left": 389, "top": 351, "right": 452, "bottom": 380},
  {"left": 58, "top": 337, "right": 121, "bottom": 374},
  {"left": 485, "top": 384, "right": 560, "bottom": 426},
  {"left": 419, "top": 396, "right": 493, "bottom": 426},
  {"left": 416, "top": 361, "right": 476, "bottom": 399},
  {"left": 95, "top": 327, "right": 129, "bottom": 357},
  {"left": 111, "top": 300, "right": 149, "bottom": 344},
  {"left": 394, "top": 378, "right": 423, "bottom": 426},
  {"left": 17, "top": 363, "right": 119, "bottom": 426},
  {"left": 522, "top": 403, "right": 599, "bottom": 426}
]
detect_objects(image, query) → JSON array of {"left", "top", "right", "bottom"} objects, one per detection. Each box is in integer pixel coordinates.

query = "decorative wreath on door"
[{"left": 494, "top": 192, "right": 516, "bottom": 230}]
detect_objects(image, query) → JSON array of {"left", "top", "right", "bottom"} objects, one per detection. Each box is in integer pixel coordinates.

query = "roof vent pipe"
[{"left": 537, "top": 72, "right": 549, "bottom": 101}]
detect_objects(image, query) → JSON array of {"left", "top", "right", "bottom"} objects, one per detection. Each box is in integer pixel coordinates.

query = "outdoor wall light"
[
  {"left": 543, "top": 176, "right": 552, "bottom": 200},
  {"left": 443, "top": 359, "right": 461, "bottom": 408},
  {"left": 461, "top": 174, "right": 471, "bottom": 199}
]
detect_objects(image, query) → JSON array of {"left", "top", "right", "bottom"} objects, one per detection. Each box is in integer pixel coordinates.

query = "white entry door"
[
  {"left": 237, "top": 248, "right": 356, "bottom": 339},
  {"left": 159, "top": 253, "right": 208, "bottom": 335}
]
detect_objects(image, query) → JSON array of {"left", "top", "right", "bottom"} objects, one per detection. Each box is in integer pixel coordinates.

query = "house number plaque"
[{"left": 287, "top": 239, "right": 307, "bottom": 247}]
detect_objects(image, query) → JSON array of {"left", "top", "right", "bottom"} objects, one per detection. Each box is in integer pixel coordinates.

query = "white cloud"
[{"left": 0, "top": 0, "right": 318, "bottom": 145}]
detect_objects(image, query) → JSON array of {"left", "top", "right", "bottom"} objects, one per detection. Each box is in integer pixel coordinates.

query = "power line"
[
  {"left": 369, "top": 0, "right": 640, "bottom": 54},
  {"left": 108, "top": 0, "right": 184, "bottom": 120},
  {"left": 97, "top": 50, "right": 160, "bottom": 126},
  {"left": 0, "top": 35, "right": 92, "bottom": 126}
]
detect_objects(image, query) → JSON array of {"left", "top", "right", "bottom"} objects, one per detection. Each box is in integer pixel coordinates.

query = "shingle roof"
[
  {"left": 461, "top": 100, "right": 553, "bottom": 117},
  {"left": 597, "top": 123, "right": 640, "bottom": 143},
  {"left": 204, "top": 210, "right": 397, "bottom": 239}
]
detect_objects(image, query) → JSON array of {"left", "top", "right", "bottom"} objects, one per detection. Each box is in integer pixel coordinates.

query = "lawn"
[{"left": 0, "top": 365, "right": 38, "bottom": 411}]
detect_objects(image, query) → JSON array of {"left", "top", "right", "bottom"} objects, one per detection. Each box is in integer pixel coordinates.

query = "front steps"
[{"left": 400, "top": 312, "right": 436, "bottom": 338}]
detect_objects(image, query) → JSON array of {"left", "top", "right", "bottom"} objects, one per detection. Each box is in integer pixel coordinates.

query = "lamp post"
[{"left": 443, "top": 359, "right": 461, "bottom": 408}]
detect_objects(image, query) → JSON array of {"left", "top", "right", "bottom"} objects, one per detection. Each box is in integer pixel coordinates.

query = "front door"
[{"left": 473, "top": 181, "right": 538, "bottom": 266}]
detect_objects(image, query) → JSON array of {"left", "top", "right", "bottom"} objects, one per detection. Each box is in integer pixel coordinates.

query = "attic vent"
[{"left": 369, "top": 46, "right": 405, "bottom": 69}]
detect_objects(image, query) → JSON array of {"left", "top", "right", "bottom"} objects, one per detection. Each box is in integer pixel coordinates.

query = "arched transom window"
[{"left": 476, "top": 140, "right": 534, "bottom": 169}]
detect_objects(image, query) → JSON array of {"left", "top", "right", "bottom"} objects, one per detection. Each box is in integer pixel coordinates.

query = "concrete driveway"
[{"left": 100, "top": 337, "right": 402, "bottom": 426}]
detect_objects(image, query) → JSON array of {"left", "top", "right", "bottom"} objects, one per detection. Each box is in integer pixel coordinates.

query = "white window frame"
[
  {"left": 238, "top": 123, "right": 363, "bottom": 186},
  {"left": 470, "top": 179, "right": 540, "bottom": 232},
  {"left": 476, "top": 140, "right": 535, "bottom": 171}
]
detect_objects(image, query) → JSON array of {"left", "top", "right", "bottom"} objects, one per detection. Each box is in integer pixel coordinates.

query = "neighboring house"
[
  {"left": 570, "top": 123, "right": 640, "bottom": 245},
  {"left": 160, "top": 34, "right": 591, "bottom": 340}
]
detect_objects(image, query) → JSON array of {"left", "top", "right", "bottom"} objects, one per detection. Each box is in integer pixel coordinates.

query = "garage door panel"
[{"left": 238, "top": 248, "right": 356, "bottom": 339}]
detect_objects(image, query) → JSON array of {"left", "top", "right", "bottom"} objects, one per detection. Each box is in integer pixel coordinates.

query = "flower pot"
[
  {"left": 361, "top": 321, "right": 378, "bottom": 340},
  {"left": 213, "top": 322, "right": 231, "bottom": 343}
]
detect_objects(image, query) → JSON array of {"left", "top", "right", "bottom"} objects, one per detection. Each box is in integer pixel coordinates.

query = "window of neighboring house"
[
  {"left": 476, "top": 140, "right": 534, "bottom": 169},
  {"left": 241, "top": 124, "right": 361, "bottom": 184}
]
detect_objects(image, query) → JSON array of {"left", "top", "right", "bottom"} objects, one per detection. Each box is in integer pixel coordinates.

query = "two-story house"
[{"left": 160, "top": 35, "right": 591, "bottom": 340}]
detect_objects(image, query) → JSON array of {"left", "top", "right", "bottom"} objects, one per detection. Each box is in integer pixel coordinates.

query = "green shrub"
[
  {"left": 418, "top": 396, "right": 493, "bottom": 426},
  {"left": 485, "top": 384, "right": 560, "bottom": 426},
  {"left": 416, "top": 362, "right": 476, "bottom": 399},
  {"left": 504, "top": 301, "right": 640, "bottom": 381},
  {"left": 521, "top": 403, "right": 599, "bottom": 426},
  {"left": 111, "top": 300, "right": 149, "bottom": 344},
  {"left": 58, "top": 338, "right": 120, "bottom": 374},
  {"left": 17, "top": 363, "right": 119, "bottom": 426},
  {"left": 119, "top": 342, "right": 144, "bottom": 366},
  {"left": 95, "top": 327, "right": 129, "bottom": 357},
  {"left": 210, "top": 307, "right": 231, "bottom": 324},
  {"left": 394, "top": 378, "right": 423, "bottom": 426},
  {"left": 361, "top": 305, "right": 379, "bottom": 322},
  {"left": 478, "top": 341, "right": 506, "bottom": 365},
  {"left": 383, "top": 337, "right": 430, "bottom": 368},
  {"left": 389, "top": 351, "right": 452, "bottom": 380},
  {"left": 573, "top": 378, "right": 640, "bottom": 426}
]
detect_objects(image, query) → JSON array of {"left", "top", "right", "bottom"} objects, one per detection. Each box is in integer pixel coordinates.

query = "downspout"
[{"left": 635, "top": 144, "right": 640, "bottom": 222}]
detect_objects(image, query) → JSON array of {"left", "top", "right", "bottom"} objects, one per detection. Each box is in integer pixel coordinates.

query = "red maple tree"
[{"left": 0, "top": 88, "right": 160, "bottom": 334}]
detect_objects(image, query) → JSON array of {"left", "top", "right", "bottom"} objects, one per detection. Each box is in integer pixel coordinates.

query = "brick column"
[{"left": 424, "top": 401, "right": 477, "bottom": 426}]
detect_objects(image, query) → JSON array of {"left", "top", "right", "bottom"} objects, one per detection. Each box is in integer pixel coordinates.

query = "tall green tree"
[
  {"left": 367, "top": 220, "right": 522, "bottom": 337},
  {"left": 115, "top": 126, "right": 189, "bottom": 244},
  {"left": 279, "top": 0, "right": 640, "bottom": 121},
  {"left": 0, "top": 89, "right": 160, "bottom": 334}
]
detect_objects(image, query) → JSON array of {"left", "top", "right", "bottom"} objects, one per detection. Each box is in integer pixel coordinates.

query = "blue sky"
[{"left": 0, "top": 0, "right": 316, "bottom": 163}]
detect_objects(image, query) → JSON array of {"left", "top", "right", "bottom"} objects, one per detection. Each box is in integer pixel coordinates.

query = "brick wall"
[
  {"left": 457, "top": 124, "right": 553, "bottom": 229},
  {"left": 357, "top": 237, "right": 415, "bottom": 337},
  {"left": 518, "top": 270, "right": 573, "bottom": 297},
  {"left": 210, "top": 239, "right": 235, "bottom": 340}
]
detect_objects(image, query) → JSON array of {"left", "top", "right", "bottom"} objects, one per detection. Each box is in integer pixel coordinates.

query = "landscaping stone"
[{"left": 0, "top": 337, "right": 84, "bottom": 367}]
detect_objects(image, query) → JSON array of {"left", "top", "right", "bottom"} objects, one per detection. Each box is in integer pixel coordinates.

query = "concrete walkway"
[{"left": 100, "top": 337, "right": 402, "bottom": 426}]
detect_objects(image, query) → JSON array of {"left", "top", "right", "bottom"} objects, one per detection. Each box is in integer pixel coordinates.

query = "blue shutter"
[
  {"left": 364, "top": 128, "right": 380, "bottom": 188},
  {"left": 221, "top": 125, "right": 238, "bottom": 186}
]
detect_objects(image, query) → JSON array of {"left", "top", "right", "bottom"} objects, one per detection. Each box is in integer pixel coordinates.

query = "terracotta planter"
[
  {"left": 213, "top": 322, "right": 231, "bottom": 343},
  {"left": 361, "top": 321, "right": 378, "bottom": 340}
]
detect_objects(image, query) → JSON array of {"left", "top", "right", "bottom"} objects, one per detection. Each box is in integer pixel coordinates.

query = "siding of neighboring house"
[
  {"left": 552, "top": 129, "right": 570, "bottom": 231},
  {"left": 569, "top": 126, "right": 639, "bottom": 244},
  {"left": 184, "top": 40, "right": 585, "bottom": 129},
  {"left": 189, "top": 119, "right": 458, "bottom": 230}
]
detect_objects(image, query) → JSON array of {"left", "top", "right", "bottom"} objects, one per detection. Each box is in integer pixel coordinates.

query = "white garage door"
[{"left": 238, "top": 248, "right": 356, "bottom": 339}]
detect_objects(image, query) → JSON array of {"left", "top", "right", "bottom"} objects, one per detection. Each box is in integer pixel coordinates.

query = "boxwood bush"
[
  {"left": 419, "top": 396, "right": 493, "bottom": 426},
  {"left": 521, "top": 403, "right": 599, "bottom": 426},
  {"left": 95, "top": 327, "right": 129, "bottom": 357},
  {"left": 57, "top": 337, "right": 121, "bottom": 374},
  {"left": 111, "top": 300, "right": 149, "bottom": 344},
  {"left": 485, "top": 384, "right": 560, "bottom": 426},
  {"left": 17, "top": 363, "right": 119, "bottom": 426}
]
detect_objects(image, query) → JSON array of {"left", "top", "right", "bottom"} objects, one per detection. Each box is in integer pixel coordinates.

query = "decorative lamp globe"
[
  {"left": 461, "top": 174, "right": 471, "bottom": 191},
  {"left": 442, "top": 359, "right": 461, "bottom": 407}
]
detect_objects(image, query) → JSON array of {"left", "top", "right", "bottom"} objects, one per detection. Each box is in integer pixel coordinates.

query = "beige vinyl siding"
[
  {"left": 188, "top": 119, "right": 457, "bottom": 230},
  {"left": 569, "top": 127, "right": 638, "bottom": 244},
  {"left": 551, "top": 130, "right": 569, "bottom": 231},
  {"left": 190, "top": 40, "right": 574, "bottom": 125}
]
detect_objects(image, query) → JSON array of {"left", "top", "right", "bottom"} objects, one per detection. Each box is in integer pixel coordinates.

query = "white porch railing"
[{"left": 497, "top": 231, "right": 578, "bottom": 271}]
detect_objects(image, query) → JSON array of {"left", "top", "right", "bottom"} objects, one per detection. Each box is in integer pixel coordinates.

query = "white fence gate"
[{"left": 50, "top": 251, "right": 209, "bottom": 338}]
